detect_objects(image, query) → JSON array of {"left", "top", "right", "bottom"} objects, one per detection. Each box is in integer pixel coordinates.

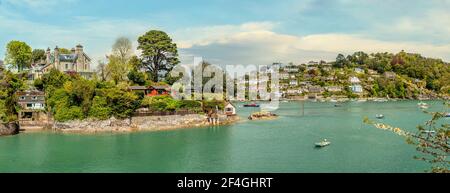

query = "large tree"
[
  {"left": 105, "top": 37, "right": 134, "bottom": 84},
  {"left": 137, "top": 30, "right": 179, "bottom": 82},
  {"left": 4, "top": 40, "right": 32, "bottom": 72},
  {"left": 112, "top": 37, "right": 133, "bottom": 64},
  {"left": 31, "top": 49, "right": 46, "bottom": 64}
]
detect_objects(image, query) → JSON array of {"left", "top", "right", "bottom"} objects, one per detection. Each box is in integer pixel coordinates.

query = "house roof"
[
  {"left": 150, "top": 85, "right": 170, "bottom": 90},
  {"left": 59, "top": 54, "right": 78, "bottom": 62},
  {"left": 16, "top": 90, "right": 45, "bottom": 96},
  {"left": 225, "top": 102, "right": 236, "bottom": 108},
  {"left": 129, "top": 86, "right": 148, "bottom": 90}
]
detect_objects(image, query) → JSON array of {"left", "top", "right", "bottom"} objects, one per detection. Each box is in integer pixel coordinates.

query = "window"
[
  {"left": 32, "top": 96, "right": 37, "bottom": 100},
  {"left": 20, "top": 96, "right": 26, "bottom": 100},
  {"left": 27, "top": 104, "right": 33, "bottom": 108},
  {"left": 65, "top": 63, "right": 68, "bottom": 69}
]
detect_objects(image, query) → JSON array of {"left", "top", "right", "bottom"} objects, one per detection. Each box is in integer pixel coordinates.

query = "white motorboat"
[
  {"left": 376, "top": 114, "right": 385, "bottom": 119},
  {"left": 315, "top": 139, "right": 331, "bottom": 148}
]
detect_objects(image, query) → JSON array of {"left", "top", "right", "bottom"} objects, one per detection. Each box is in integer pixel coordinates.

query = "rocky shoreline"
[
  {"left": 0, "top": 122, "right": 19, "bottom": 136},
  {"left": 52, "top": 114, "right": 240, "bottom": 134}
]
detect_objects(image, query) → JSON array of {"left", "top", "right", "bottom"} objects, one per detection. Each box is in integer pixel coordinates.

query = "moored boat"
[
  {"left": 375, "top": 114, "right": 384, "bottom": 119},
  {"left": 315, "top": 139, "right": 331, "bottom": 148},
  {"left": 243, "top": 103, "right": 260, "bottom": 107}
]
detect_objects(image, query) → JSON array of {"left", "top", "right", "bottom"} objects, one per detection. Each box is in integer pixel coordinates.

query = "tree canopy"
[
  {"left": 5, "top": 41, "right": 32, "bottom": 71},
  {"left": 137, "top": 30, "right": 179, "bottom": 82}
]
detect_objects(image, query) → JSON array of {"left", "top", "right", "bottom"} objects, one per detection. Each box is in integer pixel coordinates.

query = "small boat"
[
  {"left": 417, "top": 102, "right": 427, "bottom": 106},
  {"left": 243, "top": 103, "right": 260, "bottom": 107},
  {"left": 376, "top": 114, "right": 384, "bottom": 119},
  {"left": 445, "top": 113, "right": 450, "bottom": 118},
  {"left": 334, "top": 103, "right": 342, "bottom": 107},
  {"left": 330, "top": 99, "right": 338, "bottom": 103},
  {"left": 423, "top": 130, "right": 436, "bottom": 134},
  {"left": 315, "top": 139, "right": 331, "bottom": 148}
]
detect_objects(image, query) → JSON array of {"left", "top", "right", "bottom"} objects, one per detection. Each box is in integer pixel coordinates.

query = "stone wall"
[
  {"left": 0, "top": 122, "right": 19, "bottom": 136},
  {"left": 53, "top": 114, "right": 239, "bottom": 133}
]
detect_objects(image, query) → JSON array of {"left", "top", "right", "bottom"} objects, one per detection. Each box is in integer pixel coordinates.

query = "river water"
[{"left": 1, "top": 100, "right": 447, "bottom": 172}]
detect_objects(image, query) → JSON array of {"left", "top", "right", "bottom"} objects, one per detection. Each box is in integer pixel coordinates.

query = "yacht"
[
  {"left": 315, "top": 139, "right": 331, "bottom": 148},
  {"left": 376, "top": 114, "right": 385, "bottom": 119}
]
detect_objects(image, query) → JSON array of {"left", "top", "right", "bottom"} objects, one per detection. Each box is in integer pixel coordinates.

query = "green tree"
[
  {"left": 0, "top": 70, "right": 25, "bottom": 122},
  {"left": 5, "top": 41, "right": 32, "bottom": 71},
  {"left": 112, "top": 37, "right": 133, "bottom": 64},
  {"left": 88, "top": 96, "right": 112, "bottom": 120},
  {"left": 137, "top": 30, "right": 179, "bottom": 82},
  {"left": 31, "top": 49, "right": 46, "bottom": 64},
  {"left": 106, "top": 55, "right": 128, "bottom": 84},
  {"left": 334, "top": 54, "right": 348, "bottom": 68},
  {"left": 58, "top": 48, "right": 72, "bottom": 54},
  {"left": 127, "top": 68, "right": 146, "bottom": 86},
  {"left": 106, "top": 37, "right": 134, "bottom": 84}
]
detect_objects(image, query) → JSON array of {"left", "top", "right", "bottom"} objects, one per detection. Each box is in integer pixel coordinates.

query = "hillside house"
[{"left": 349, "top": 76, "right": 361, "bottom": 84}]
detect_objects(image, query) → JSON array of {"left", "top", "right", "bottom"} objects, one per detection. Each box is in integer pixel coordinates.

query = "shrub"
[
  {"left": 88, "top": 96, "right": 112, "bottom": 120},
  {"left": 55, "top": 106, "right": 83, "bottom": 122}
]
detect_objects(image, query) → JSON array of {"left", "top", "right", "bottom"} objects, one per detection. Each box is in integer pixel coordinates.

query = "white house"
[
  {"left": 354, "top": 68, "right": 364, "bottom": 74},
  {"left": 325, "top": 86, "right": 343, "bottom": 92},
  {"left": 350, "top": 85, "right": 363, "bottom": 93},
  {"left": 289, "top": 80, "right": 298, "bottom": 86},
  {"left": 349, "top": 76, "right": 361, "bottom": 84},
  {"left": 224, "top": 102, "right": 236, "bottom": 116}
]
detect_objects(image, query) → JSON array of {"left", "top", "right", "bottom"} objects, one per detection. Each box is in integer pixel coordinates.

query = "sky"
[{"left": 0, "top": 0, "right": 450, "bottom": 67}]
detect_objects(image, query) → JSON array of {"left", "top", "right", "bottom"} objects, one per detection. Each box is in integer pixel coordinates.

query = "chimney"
[
  {"left": 46, "top": 47, "right": 51, "bottom": 64},
  {"left": 76, "top": 44, "right": 83, "bottom": 53},
  {"left": 54, "top": 46, "right": 60, "bottom": 70}
]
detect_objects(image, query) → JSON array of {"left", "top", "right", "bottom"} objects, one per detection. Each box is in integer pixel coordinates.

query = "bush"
[
  {"left": 88, "top": 96, "right": 111, "bottom": 120},
  {"left": 55, "top": 106, "right": 84, "bottom": 122},
  {"left": 106, "top": 88, "right": 140, "bottom": 118},
  {"left": 203, "top": 100, "right": 224, "bottom": 111}
]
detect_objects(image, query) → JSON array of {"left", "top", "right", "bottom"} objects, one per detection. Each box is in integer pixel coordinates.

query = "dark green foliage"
[
  {"left": 137, "top": 30, "right": 179, "bottom": 82},
  {"left": 0, "top": 70, "right": 25, "bottom": 122},
  {"left": 88, "top": 96, "right": 112, "bottom": 120},
  {"left": 127, "top": 68, "right": 146, "bottom": 86}
]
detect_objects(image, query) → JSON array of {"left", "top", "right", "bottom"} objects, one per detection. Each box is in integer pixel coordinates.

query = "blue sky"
[{"left": 1, "top": 0, "right": 450, "bottom": 66}]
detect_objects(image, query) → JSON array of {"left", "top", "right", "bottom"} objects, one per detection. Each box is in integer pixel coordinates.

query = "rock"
[{"left": 0, "top": 122, "right": 19, "bottom": 136}]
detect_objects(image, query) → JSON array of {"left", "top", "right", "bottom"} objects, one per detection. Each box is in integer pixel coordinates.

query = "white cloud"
[{"left": 178, "top": 22, "right": 450, "bottom": 65}]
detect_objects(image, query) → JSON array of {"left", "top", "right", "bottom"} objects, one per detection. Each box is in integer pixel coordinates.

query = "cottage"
[
  {"left": 325, "top": 86, "right": 343, "bottom": 92},
  {"left": 384, "top": 72, "right": 396, "bottom": 80},
  {"left": 129, "top": 86, "right": 151, "bottom": 95},
  {"left": 16, "top": 90, "right": 49, "bottom": 128},
  {"left": 148, "top": 85, "right": 170, "bottom": 96},
  {"left": 224, "top": 102, "right": 236, "bottom": 116},
  {"left": 279, "top": 72, "right": 290, "bottom": 80},
  {"left": 287, "top": 89, "right": 302, "bottom": 95},
  {"left": 349, "top": 76, "right": 361, "bottom": 84},
  {"left": 17, "top": 90, "right": 46, "bottom": 110},
  {"left": 289, "top": 80, "right": 298, "bottom": 86},
  {"left": 309, "top": 86, "right": 324, "bottom": 93},
  {"left": 129, "top": 85, "right": 171, "bottom": 96},
  {"left": 350, "top": 85, "right": 363, "bottom": 93},
  {"left": 367, "top": 69, "right": 378, "bottom": 75}
]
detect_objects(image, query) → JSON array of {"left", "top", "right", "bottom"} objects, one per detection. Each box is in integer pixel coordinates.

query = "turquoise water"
[{"left": 0, "top": 101, "right": 447, "bottom": 173}]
